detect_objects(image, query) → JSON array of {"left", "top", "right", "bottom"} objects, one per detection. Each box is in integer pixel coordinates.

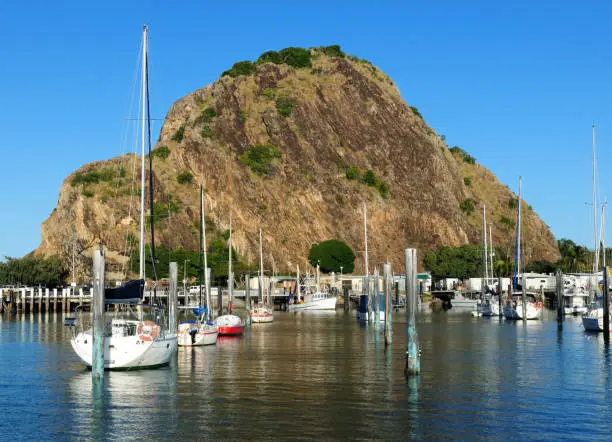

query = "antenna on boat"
[
  {"left": 259, "top": 229, "right": 264, "bottom": 305},
  {"left": 483, "top": 203, "right": 488, "bottom": 290},
  {"left": 592, "top": 124, "right": 599, "bottom": 276}
]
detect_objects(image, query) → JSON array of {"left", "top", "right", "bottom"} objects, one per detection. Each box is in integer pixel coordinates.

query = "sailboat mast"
[
  {"left": 228, "top": 215, "right": 233, "bottom": 305},
  {"left": 139, "top": 25, "right": 147, "bottom": 280},
  {"left": 259, "top": 229, "right": 264, "bottom": 304},
  {"left": 602, "top": 203, "right": 606, "bottom": 268},
  {"left": 483, "top": 203, "right": 489, "bottom": 288},
  {"left": 513, "top": 177, "right": 522, "bottom": 291},
  {"left": 144, "top": 24, "right": 158, "bottom": 304},
  {"left": 363, "top": 201, "right": 369, "bottom": 276},
  {"left": 199, "top": 185, "right": 204, "bottom": 307},
  {"left": 592, "top": 124, "right": 599, "bottom": 275},
  {"left": 489, "top": 224, "right": 494, "bottom": 280}
]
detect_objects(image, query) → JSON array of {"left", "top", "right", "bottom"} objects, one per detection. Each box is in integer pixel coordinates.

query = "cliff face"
[{"left": 37, "top": 48, "right": 559, "bottom": 279}]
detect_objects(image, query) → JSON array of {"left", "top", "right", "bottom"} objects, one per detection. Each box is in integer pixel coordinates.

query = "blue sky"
[{"left": 1, "top": 0, "right": 611, "bottom": 259}]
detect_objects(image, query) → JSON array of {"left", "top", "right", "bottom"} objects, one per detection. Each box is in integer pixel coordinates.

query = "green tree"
[{"left": 308, "top": 240, "right": 355, "bottom": 273}]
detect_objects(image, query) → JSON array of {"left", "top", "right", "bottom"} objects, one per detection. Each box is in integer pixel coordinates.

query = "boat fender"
[{"left": 137, "top": 320, "right": 158, "bottom": 341}]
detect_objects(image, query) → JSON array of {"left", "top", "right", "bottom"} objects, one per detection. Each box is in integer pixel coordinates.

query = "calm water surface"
[{"left": 1, "top": 308, "right": 611, "bottom": 440}]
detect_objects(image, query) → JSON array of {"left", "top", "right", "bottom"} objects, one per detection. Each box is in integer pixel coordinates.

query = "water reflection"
[{"left": 4, "top": 309, "right": 612, "bottom": 439}]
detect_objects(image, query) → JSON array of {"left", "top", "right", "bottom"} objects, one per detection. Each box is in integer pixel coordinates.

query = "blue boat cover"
[{"left": 192, "top": 306, "right": 208, "bottom": 317}]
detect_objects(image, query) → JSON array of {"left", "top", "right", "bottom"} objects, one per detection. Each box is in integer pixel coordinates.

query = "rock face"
[{"left": 37, "top": 48, "right": 559, "bottom": 279}]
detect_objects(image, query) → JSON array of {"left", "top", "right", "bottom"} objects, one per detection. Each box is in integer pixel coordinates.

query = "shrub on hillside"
[
  {"left": 177, "top": 171, "right": 194, "bottom": 184},
  {"left": 239, "top": 144, "right": 282, "bottom": 176},
  {"left": 276, "top": 96, "right": 295, "bottom": 117},
  {"left": 222, "top": 61, "right": 255, "bottom": 78},
  {"left": 308, "top": 239, "right": 355, "bottom": 273}
]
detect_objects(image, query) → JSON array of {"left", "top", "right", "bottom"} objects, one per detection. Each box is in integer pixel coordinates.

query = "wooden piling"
[
  {"left": 405, "top": 248, "right": 420, "bottom": 376},
  {"left": 53, "top": 289, "right": 57, "bottom": 313},
  {"left": 29, "top": 288, "right": 34, "bottom": 314},
  {"left": 366, "top": 275, "right": 371, "bottom": 322},
  {"left": 604, "top": 267, "right": 610, "bottom": 339},
  {"left": 384, "top": 263, "right": 392, "bottom": 346},
  {"left": 556, "top": 270, "right": 563, "bottom": 326},
  {"left": 217, "top": 286, "right": 223, "bottom": 317},
  {"left": 92, "top": 246, "right": 105, "bottom": 383},
  {"left": 374, "top": 268, "right": 380, "bottom": 323},
  {"left": 169, "top": 262, "right": 177, "bottom": 334},
  {"left": 37, "top": 288, "right": 42, "bottom": 313},
  {"left": 245, "top": 274, "right": 251, "bottom": 325},
  {"left": 343, "top": 284, "right": 350, "bottom": 312},
  {"left": 497, "top": 277, "right": 503, "bottom": 317}
]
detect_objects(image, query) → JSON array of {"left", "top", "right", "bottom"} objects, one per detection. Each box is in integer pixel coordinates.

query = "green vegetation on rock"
[
  {"left": 410, "top": 106, "right": 423, "bottom": 119},
  {"left": 151, "top": 145, "right": 170, "bottom": 160},
  {"left": 460, "top": 198, "right": 475, "bottom": 215},
  {"left": 239, "top": 143, "right": 282, "bottom": 176},
  {"left": 177, "top": 171, "right": 194, "bottom": 184},
  {"left": 275, "top": 95, "right": 295, "bottom": 117},
  {"left": 221, "top": 60, "right": 255, "bottom": 78},
  {"left": 464, "top": 176, "right": 472, "bottom": 186},
  {"left": 345, "top": 166, "right": 389, "bottom": 198},
  {"left": 308, "top": 239, "right": 355, "bottom": 273},
  {"left": 172, "top": 125, "right": 186, "bottom": 143}
]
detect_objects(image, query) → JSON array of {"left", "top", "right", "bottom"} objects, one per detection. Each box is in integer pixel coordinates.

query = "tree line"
[{"left": 424, "top": 238, "right": 604, "bottom": 280}]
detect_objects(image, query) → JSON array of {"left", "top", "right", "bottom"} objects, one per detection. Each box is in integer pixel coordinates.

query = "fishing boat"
[
  {"left": 562, "top": 276, "right": 589, "bottom": 315},
  {"left": 288, "top": 270, "right": 337, "bottom": 311},
  {"left": 69, "top": 26, "right": 177, "bottom": 368},
  {"left": 250, "top": 229, "right": 274, "bottom": 323},
  {"left": 178, "top": 186, "right": 218, "bottom": 346},
  {"left": 215, "top": 314, "right": 245, "bottom": 336},
  {"left": 503, "top": 177, "right": 542, "bottom": 320}
]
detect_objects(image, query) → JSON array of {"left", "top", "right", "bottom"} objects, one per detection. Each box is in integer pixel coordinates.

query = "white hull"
[
  {"left": 564, "top": 306, "right": 588, "bottom": 315},
  {"left": 177, "top": 323, "right": 218, "bottom": 346},
  {"left": 250, "top": 305, "right": 274, "bottom": 323},
  {"left": 503, "top": 303, "right": 542, "bottom": 320},
  {"left": 478, "top": 296, "right": 501, "bottom": 317},
  {"left": 452, "top": 298, "right": 478, "bottom": 308},
  {"left": 288, "top": 296, "right": 337, "bottom": 311},
  {"left": 71, "top": 327, "right": 177, "bottom": 369}
]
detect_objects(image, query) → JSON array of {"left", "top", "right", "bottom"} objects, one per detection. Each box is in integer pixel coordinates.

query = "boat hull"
[
  {"left": 503, "top": 303, "right": 542, "bottom": 320},
  {"left": 251, "top": 314, "right": 274, "bottom": 323},
  {"left": 177, "top": 323, "right": 218, "bottom": 346},
  {"left": 71, "top": 331, "right": 177, "bottom": 369},
  {"left": 582, "top": 308, "right": 612, "bottom": 332},
  {"left": 287, "top": 297, "right": 337, "bottom": 311},
  {"left": 217, "top": 325, "right": 245, "bottom": 336}
]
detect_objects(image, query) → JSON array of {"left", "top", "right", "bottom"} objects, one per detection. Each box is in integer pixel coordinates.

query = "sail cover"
[{"left": 104, "top": 279, "right": 145, "bottom": 304}]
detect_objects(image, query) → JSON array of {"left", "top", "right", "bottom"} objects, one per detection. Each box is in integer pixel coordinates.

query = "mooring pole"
[
  {"left": 497, "top": 277, "right": 503, "bottom": 317},
  {"left": 556, "top": 270, "right": 563, "bottom": 326},
  {"left": 374, "top": 268, "right": 380, "bottom": 323},
  {"left": 384, "top": 263, "right": 393, "bottom": 346},
  {"left": 92, "top": 246, "right": 105, "bottom": 383},
  {"left": 405, "top": 248, "right": 420, "bottom": 376},
  {"left": 205, "top": 268, "right": 212, "bottom": 321},
  {"left": 604, "top": 267, "right": 610, "bottom": 339},
  {"left": 366, "top": 275, "right": 372, "bottom": 322},
  {"left": 521, "top": 274, "right": 527, "bottom": 321},
  {"left": 169, "top": 262, "right": 177, "bottom": 335},
  {"left": 217, "top": 283, "right": 223, "bottom": 317},
  {"left": 245, "top": 274, "right": 251, "bottom": 325}
]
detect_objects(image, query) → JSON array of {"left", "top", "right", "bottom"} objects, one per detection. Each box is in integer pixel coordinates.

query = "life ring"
[{"left": 137, "top": 320, "right": 159, "bottom": 341}]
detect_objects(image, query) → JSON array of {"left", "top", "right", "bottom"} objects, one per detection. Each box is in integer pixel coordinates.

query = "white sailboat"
[
  {"left": 178, "top": 186, "right": 218, "bottom": 346},
  {"left": 475, "top": 205, "right": 500, "bottom": 317},
  {"left": 503, "top": 177, "right": 543, "bottom": 320},
  {"left": 583, "top": 125, "right": 611, "bottom": 331},
  {"left": 250, "top": 229, "right": 274, "bottom": 323},
  {"left": 70, "top": 26, "right": 178, "bottom": 368}
]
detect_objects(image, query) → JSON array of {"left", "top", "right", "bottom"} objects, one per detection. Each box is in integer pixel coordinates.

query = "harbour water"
[{"left": 1, "top": 309, "right": 612, "bottom": 440}]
